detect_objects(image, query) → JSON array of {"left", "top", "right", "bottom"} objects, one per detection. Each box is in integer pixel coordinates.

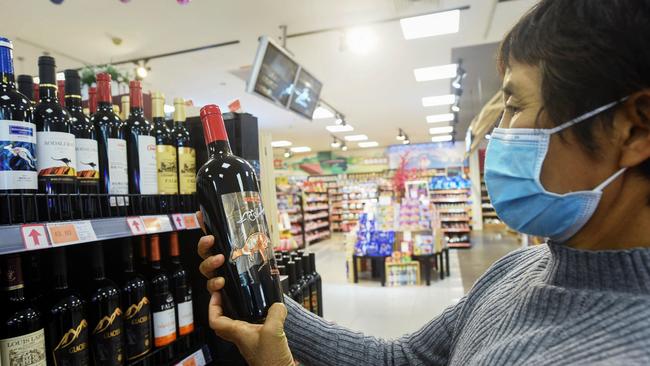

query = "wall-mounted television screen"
[{"left": 289, "top": 68, "right": 322, "bottom": 119}]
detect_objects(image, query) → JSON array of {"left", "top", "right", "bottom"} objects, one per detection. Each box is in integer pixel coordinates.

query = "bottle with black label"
[
  {"left": 44, "top": 249, "right": 90, "bottom": 366},
  {"left": 65, "top": 69, "right": 100, "bottom": 217},
  {"left": 149, "top": 234, "right": 176, "bottom": 363},
  {"left": 152, "top": 92, "right": 178, "bottom": 212},
  {"left": 172, "top": 97, "right": 196, "bottom": 212},
  {"left": 86, "top": 244, "right": 124, "bottom": 366},
  {"left": 286, "top": 261, "right": 302, "bottom": 305},
  {"left": 119, "top": 241, "right": 152, "bottom": 361},
  {"left": 0, "top": 254, "right": 46, "bottom": 366},
  {"left": 0, "top": 38, "right": 37, "bottom": 224},
  {"left": 168, "top": 232, "right": 194, "bottom": 353},
  {"left": 92, "top": 72, "right": 128, "bottom": 211},
  {"left": 33, "top": 55, "right": 77, "bottom": 220},
  {"left": 310, "top": 253, "right": 323, "bottom": 316},
  {"left": 196, "top": 104, "right": 283, "bottom": 323},
  {"left": 125, "top": 81, "right": 157, "bottom": 214}
]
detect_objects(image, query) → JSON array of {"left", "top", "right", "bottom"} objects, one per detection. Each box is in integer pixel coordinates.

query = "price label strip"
[
  {"left": 21, "top": 224, "right": 50, "bottom": 250},
  {"left": 127, "top": 216, "right": 146, "bottom": 235},
  {"left": 171, "top": 214, "right": 186, "bottom": 230},
  {"left": 143, "top": 215, "right": 174, "bottom": 234},
  {"left": 175, "top": 346, "right": 210, "bottom": 366},
  {"left": 46, "top": 221, "right": 97, "bottom": 246}
]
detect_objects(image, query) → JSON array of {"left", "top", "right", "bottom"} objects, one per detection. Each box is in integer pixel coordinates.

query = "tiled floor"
[{"left": 305, "top": 231, "right": 521, "bottom": 339}]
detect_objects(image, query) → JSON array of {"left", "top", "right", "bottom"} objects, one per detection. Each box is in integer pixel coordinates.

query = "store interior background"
[{"left": 5, "top": 0, "right": 540, "bottom": 343}]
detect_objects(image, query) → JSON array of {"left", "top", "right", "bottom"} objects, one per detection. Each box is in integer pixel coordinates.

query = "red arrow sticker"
[{"left": 21, "top": 224, "right": 50, "bottom": 250}]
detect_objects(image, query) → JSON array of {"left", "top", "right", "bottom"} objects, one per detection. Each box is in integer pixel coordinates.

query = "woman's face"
[{"left": 498, "top": 61, "right": 623, "bottom": 196}]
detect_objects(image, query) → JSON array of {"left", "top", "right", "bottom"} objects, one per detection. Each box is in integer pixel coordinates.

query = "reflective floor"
[{"left": 305, "top": 230, "right": 521, "bottom": 339}]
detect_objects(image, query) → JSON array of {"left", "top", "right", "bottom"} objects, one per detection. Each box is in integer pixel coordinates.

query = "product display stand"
[{"left": 302, "top": 181, "right": 331, "bottom": 246}]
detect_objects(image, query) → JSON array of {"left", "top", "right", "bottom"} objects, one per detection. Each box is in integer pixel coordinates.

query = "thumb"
[{"left": 263, "top": 303, "right": 288, "bottom": 335}]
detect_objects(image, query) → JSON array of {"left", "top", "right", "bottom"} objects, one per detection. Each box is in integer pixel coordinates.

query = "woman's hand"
[{"left": 196, "top": 212, "right": 294, "bottom": 366}]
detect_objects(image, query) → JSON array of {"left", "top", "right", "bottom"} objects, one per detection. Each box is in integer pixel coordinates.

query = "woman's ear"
[{"left": 618, "top": 91, "right": 650, "bottom": 168}]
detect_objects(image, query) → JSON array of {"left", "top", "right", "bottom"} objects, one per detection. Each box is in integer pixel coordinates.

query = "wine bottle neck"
[
  {"left": 208, "top": 140, "right": 232, "bottom": 157},
  {"left": 130, "top": 107, "right": 144, "bottom": 118},
  {"left": 0, "top": 41, "right": 15, "bottom": 86},
  {"left": 39, "top": 84, "right": 57, "bottom": 102},
  {"left": 1, "top": 72, "right": 15, "bottom": 87},
  {"left": 65, "top": 95, "right": 83, "bottom": 110}
]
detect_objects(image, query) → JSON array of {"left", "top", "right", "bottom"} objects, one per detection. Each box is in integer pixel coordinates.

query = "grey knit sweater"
[{"left": 284, "top": 244, "right": 650, "bottom": 365}]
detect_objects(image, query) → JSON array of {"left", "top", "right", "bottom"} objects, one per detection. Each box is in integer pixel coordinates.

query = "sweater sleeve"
[{"left": 284, "top": 295, "right": 466, "bottom": 366}]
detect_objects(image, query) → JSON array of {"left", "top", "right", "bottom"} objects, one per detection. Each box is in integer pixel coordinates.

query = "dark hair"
[{"left": 498, "top": 0, "right": 650, "bottom": 179}]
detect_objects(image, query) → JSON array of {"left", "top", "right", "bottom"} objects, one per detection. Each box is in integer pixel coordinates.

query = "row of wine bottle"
[
  {"left": 0, "top": 233, "right": 194, "bottom": 366},
  {"left": 276, "top": 250, "right": 323, "bottom": 317},
  {"left": 0, "top": 37, "right": 196, "bottom": 223}
]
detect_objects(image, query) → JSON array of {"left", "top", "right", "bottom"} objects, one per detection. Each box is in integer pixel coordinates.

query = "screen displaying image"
[
  {"left": 253, "top": 42, "right": 299, "bottom": 107},
  {"left": 289, "top": 68, "right": 322, "bottom": 119}
]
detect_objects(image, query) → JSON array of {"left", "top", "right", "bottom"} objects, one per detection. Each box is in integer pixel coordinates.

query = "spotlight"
[
  {"left": 335, "top": 115, "right": 343, "bottom": 125},
  {"left": 451, "top": 103, "right": 460, "bottom": 113},
  {"left": 331, "top": 136, "right": 341, "bottom": 148},
  {"left": 403, "top": 136, "right": 410, "bottom": 145},
  {"left": 396, "top": 128, "right": 406, "bottom": 141},
  {"left": 135, "top": 60, "right": 150, "bottom": 80},
  {"left": 283, "top": 149, "right": 292, "bottom": 158},
  {"left": 341, "top": 143, "right": 348, "bottom": 151}
]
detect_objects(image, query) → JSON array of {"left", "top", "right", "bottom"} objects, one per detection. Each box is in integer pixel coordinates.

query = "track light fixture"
[
  {"left": 283, "top": 149, "right": 292, "bottom": 158},
  {"left": 403, "top": 135, "right": 410, "bottom": 145},
  {"left": 134, "top": 59, "right": 150, "bottom": 80},
  {"left": 396, "top": 128, "right": 406, "bottom": 141},
  {"left": 331, "top": 135, "right": 342, "bottom": 148},
  {"left": 341, "top": 142, "right": 348, "bottom": 151}
]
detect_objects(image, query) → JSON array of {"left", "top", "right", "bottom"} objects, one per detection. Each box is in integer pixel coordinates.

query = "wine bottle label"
[
  {"left": 156, "top": 145, "right": 178, "bottom": 194},
  {"left": 0, "top": 120, "right": 37, "bottom": 190},
  {"left": 311, "top": 289, "right": 318, "bottom": 314},
  {"left": 137, "top": 136, "right": 158, "bottom": 195},
  {"left": 75, "top": 138, "right": 99, "bottom": 181},
  {"left": 0, "top": 328, "right": 46, "bottom": 366},
  {"left": 177, "top": 300, "right": 194, "bottom": 336},
  {"left": 52, "top": 319, "right": 90, "bottom": 366},
  {"left": 91, "top": 307, "right": 124, "bottom": 366},
  {"left": 152, "top": 306, "right": 176, "bottom": 347},
  {"left": 222, "top": 191, "right": 277, "bottom": 280},
  {"left": 178, "top": 147, "right": 196, "bottom": 194},
  {"left": 124, "top": 296, "right": 151, "bottom": 360},
  {"left": 107, "top": 138, "right": 128, "bottom": 206},
  {"left": 35, "top": 131, "right": 76, "bottom": 177},
  {"left": 302, "top": 292, "right": 310, "bottom": 309}
]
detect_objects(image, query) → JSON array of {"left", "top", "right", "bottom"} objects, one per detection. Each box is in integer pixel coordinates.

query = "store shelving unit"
[
  {"left": 430, "top": 188, "right": 472, "bottom": 249},
  {"left": 302, "top": 181, "right": 331, "bottom": 246},
  {"left": 276, "top": 190, "right": 305, "bottom": 248},
  {"left": 327, "top": 182, "right": 343, "bottom": 232}
]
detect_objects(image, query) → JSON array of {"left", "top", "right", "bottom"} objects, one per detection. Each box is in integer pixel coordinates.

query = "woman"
[{"left": 197, "top": 1, "right": 650, "bottom": 365}]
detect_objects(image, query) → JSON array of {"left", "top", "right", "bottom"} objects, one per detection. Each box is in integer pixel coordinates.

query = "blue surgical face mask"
[{"left": 484, "top": 99, "right": 627, "bottom": 243}]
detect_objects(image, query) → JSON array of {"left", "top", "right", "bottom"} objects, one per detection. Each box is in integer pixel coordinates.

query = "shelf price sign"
[
  {"left": 46, "top": 221, "right": 97, "bottom": 246},
  {"left": 183, "top": 213, "right": 200, "bottom": 230}
]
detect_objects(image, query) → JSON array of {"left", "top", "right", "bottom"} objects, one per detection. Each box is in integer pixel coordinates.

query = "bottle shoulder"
[
  {"left": 33, "top": 102, "right": 71, "bottom": 129},
  {"left": 92, "top": 110, "right": 124, "bottom": 128},
  {"left": 88, "top": 279, "right": 121, "bottom": 302},
  {"left": 125, "top": 116, "right": 153, "bottom": 135},
  {"left": 0, "top": 86, "right": 33, "bottom": 122},
  {"left": 46, "top": 289, "right": 85, "bottom": 315}
]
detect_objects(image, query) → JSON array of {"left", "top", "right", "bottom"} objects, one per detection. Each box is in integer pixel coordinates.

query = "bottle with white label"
[
  {"left": 92, "top": 72, "right": 128, "bottom": 212},
  {"left": 168, "top": 232, "right": 194, "bottom": 353},
  {"left": 0, "top": 255, "right": 46, "bottom": 366},
  {"left": 33, "top": 55, "right": 77, "bottom": 220},
  {"left": 148, "top": 234, "right": 176, "bottom": 364},
  {"left": 0, "top": 37, "right": 36, "bottom": 224},
  {"left": 125, "top": 81, "right": 157, "bottom": 214},
  {"left": 66, "top": 69, "right": 100, "bottom": 217}
]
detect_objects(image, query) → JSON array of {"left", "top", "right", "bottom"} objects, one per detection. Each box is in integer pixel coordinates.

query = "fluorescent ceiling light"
[
  {"left": 313, "top": 106, "right": 334, "bottom": 119},
  {"left": 326, "top": 124, "right": 354, "bottom": 133},
  {"left": 413, "top": 64, "right": 457, "bottom": 82},
  {"left": 431, "top": 134, "right": 453, "bottom": 142},
  {"left": 422, "top": 94, "right": 456, "bottom": 107},
  {"left": 344, "top": 134, "right": 368, "bottom": 141},
  {"left": 271, "top": 140, "right": 292, "bottom": 148},
  {"left": 345, "top": 27, "right": 378, "bottom": 54},
  {"left": 429, "top": 126, "right": 454, "bottom": 134},
  {"left": 400, "top": 9, "right": 460, "bottom": 40},
  {"left": 426, "top": 113, "right": 455, "bottom": 123},
  {"left": 290, "top": 146, "right": 312, "bottom": 153},
  {"left": 358, "top": 141, "right": 379, "bottom": 148}
]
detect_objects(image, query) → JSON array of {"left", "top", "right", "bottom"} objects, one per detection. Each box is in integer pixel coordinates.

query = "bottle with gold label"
[
  {"left": 120, "top": 96, "right": 130, "bottom": 121},
  {"left": 152, "top": 92, "right": 178, "bottom": 213},
  {"left": 86, "top": 244, "right": 124, "bottom": 366},
  {"left": 44, "top": 249, "right": 90, "bottom": 366},
  {"left": 172, "top": 97, "right": 196, "bottom": 212}
]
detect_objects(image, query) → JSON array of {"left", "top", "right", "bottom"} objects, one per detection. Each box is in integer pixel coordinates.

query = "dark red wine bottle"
[
  {"left": 0, "top": 38, "right": 36, "bottom": 224},
  {"left": 300, "top": 253, "right": 316, "bottom": 314},
  {"left": 148, "top": 234, "right": 176, "bottom": 363},
  {"left": 43, "top": 249, "right": 91, "bottom": 366},
  {"left": 66, "top": 69, "right": 100, "bottom": 217},
  {"left": 310, "top": 253, "right": 323, "bottom": 316},
  {"left": 172, "top": 97, "right": 196, "bottom": 212},
  {"left": 125, "top": 81, "right": 157, "bottom": 214},
  {"left": 85, "top": 245, "right": 124, "bottom": 366},
  {"left": 293, "top": 256, "right": 310, "bottom": 310},
  {"left": 0, "top": 254, "right": 46, "bottom": 365},
  {"left": 119, "top": 241, "right": 152, "bottom": 361},
  {"left": 92, "top": 73, "right": 128, "bottom": 211},
  {"left": 286, "top": 261, "right": 303, "bottom": 304},
  {"left": 197, "top": 104, "right": 283, "bottom": 323},
  {"left": 88, "top": 86, "right": 97, "bottom": 117},
  {"left": 33, "top": 56, "right": 76, "bottom": 220},
  {"left": 17, "top": 74, "right": 34, "bottom": 104},
  {"left": 168, "top": 232, "right": 194, "bottom": 353},
  {"left": 152, "top": 92, "right": 177, "bottom": 212}
]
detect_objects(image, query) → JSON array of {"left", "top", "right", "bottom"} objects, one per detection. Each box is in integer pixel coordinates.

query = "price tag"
[
  {"left": 183, "top": 213, "right": 200, "bottom": 230},
  {"left": 176, "top": 348, "right": 207, "bottom": 366},
  {"left": 171, "top": 214, "right": 186, "bottom": 230},
  {"left": 143, "top": 215, "right": 174, "bottom": 234},
  {"left": 46, "top": 221, "right": 97, "bottom": 246},
  {"left": 21, "top": 224, "right": 50, "bottom": 250},
  {"left": 127, "top": 217, "right": 146, "bottom": 235}
]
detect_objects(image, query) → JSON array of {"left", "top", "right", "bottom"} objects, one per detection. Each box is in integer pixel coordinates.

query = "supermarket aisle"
[{"left": 306, "top": 235, "right": 464, "bottom": 339}]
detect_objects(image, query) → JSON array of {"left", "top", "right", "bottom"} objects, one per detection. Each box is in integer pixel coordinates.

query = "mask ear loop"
[
  {"left": 547, "top": 97, "right": 629, "bottom": 135},
  {"left": 594, "top": 168, "right": 627, "bottom": 192}
]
